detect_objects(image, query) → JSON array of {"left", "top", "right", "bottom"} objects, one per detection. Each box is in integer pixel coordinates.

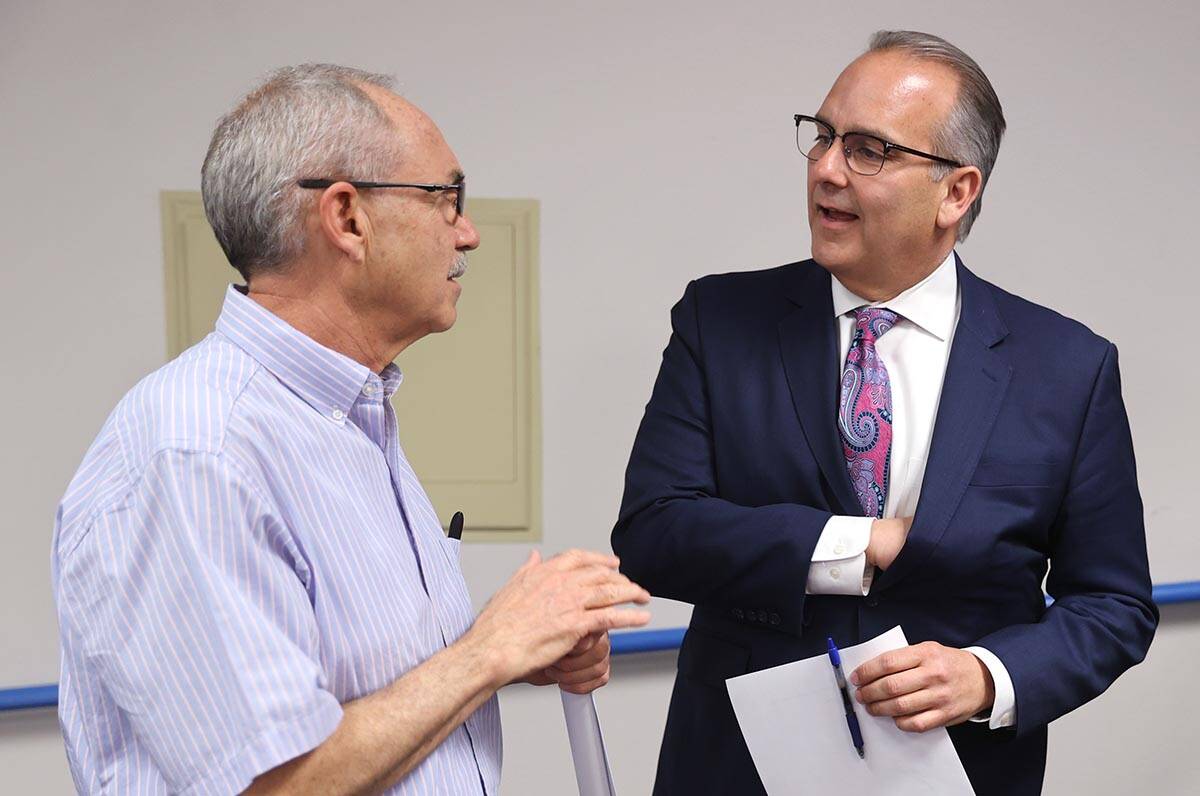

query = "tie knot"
[{"left": 853, "top": 307, "right": 899, "bottom": 341}]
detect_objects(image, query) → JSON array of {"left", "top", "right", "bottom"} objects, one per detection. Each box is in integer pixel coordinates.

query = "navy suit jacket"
[{"left": 612, "top": 257, "right": 1157, "bottom": 795}]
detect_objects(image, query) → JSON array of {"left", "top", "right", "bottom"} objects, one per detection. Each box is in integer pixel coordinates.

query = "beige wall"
[{"left": 1, "top": 0, "right": 1197, "bottom": 793}]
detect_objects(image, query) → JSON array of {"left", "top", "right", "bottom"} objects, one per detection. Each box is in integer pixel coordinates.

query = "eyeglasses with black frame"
[
  {"left": 297, "top": 178, "right": 465, "bottom": 220},
  {"left": 793, "top": 114, "right": 962, "bottom": 176}
]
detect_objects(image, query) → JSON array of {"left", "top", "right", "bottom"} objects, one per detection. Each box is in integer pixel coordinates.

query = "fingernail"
[{"left": 850, "top": 672, "right": 860, "bottom": 686}]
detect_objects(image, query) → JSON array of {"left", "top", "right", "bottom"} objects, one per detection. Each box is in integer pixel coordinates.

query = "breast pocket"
[
  {"left": 969, "top": 461, "right": 1061, "bottom": 488},
  {"left": 440, "top": 535, "right": 462, "bottom": 566}
]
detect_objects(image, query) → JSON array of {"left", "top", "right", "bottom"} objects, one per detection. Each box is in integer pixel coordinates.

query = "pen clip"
[{"left": 826, "top": 637, "right": 842, "bottom": 667}]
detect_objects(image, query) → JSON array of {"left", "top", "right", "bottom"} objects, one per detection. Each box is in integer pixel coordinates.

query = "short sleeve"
[{"left": 56, "top": 449, "right": 343, "bottom": 794}]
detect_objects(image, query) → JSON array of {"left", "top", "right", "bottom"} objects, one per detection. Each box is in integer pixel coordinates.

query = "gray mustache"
[{"left": 449, "top": 253, "right": 468, "bottom": 279}]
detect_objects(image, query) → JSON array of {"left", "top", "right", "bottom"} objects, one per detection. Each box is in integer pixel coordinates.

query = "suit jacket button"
[
  {"left": 732, "top": 608, "right": 744, "bottom": 620},
  {"left": 758, "top": 610, "right": 768, "bottom": 623},
  {"left": 769, "top": 613, "right": 780, "bottom": 625},
  {"left": 865, "top": 595, "right": 879, "bottom": 607}
]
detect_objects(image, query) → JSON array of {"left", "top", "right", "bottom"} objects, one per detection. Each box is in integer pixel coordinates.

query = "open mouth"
[{"left": 817, "top": 204, "right": 859, "bottom": 223}]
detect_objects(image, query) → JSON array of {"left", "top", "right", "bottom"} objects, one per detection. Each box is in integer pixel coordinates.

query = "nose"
[
  {"left": 809, "top": 140, "right": 851, "bottom": 188},
  {"left": 457, "top": 212, "right": 481, "bottom": 251}
]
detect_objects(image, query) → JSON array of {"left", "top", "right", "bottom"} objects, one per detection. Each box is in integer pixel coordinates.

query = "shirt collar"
[
  {"left": 830, "top": 250, "right": 958, "bottom": 341},
  {"left": 214, "top": 285, "right": 403, "bottom": 419}
]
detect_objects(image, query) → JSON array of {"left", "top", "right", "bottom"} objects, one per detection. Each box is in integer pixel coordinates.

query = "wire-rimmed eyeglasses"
[{"left": 794, "top": 114, "right": 962, "bottom": 176}]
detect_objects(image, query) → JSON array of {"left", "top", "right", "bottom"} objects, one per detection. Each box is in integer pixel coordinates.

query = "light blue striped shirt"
[{"left": 53, "top": 285, "right": 500, "bottom": 795}]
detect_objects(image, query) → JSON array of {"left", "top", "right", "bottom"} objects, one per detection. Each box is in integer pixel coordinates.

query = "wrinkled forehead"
[{"left": 818, "top": 50, "right": 959, "bottom": 143}]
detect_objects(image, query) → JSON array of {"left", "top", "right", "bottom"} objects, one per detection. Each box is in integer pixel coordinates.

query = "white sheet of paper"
[
  {"left": 561, "top": 691, "right": 618, "bottom": 796},
  {"left": 726, "top": 626, "right": 974, "bottom": 795}
]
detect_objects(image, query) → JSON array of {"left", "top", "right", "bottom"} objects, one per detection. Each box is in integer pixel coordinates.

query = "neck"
[
  {"left": 837, "top": 245, "right": 953, "bottom": 303},
  {"left": 246, "top": 270, "right": 401, "bottom": 374}
]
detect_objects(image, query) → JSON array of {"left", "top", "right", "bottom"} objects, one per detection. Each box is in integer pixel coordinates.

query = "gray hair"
[
  {"left": 201, "top": 64, "right": 402, "bottom": 280},
  {"left": 868, "top": 31, "right": 1006, "bottom": 241}
]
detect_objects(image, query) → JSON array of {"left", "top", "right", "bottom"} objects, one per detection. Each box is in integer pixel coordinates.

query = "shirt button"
[
  {"left": 830, "top": 567, "right": 841, "bottom": 580},
  {"left": 331, "top": 408, "right": 346, "bottom": 421},
  {"left": 833, "top": 544, "right": 846, "bottom": 555}
]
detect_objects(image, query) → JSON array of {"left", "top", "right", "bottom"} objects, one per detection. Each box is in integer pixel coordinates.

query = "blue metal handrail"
[
  {"left": 0, "top": 684, "right": 57, "bottom": 712},
  {"left": 4, "top": 579, "right": 1198, "bottom": 713}
]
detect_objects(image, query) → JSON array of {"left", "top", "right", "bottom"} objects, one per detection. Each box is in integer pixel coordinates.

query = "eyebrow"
[
  {"left": 814, "top": 114, "right": 895, "bottom": 142},
  {"left": 448, "top": 169, "right": 465, "bottom": 184}
]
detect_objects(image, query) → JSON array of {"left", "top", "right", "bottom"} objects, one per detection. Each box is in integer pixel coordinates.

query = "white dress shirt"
[{"left": 804, "top": 250, "right": 1016, "bottom": 730}]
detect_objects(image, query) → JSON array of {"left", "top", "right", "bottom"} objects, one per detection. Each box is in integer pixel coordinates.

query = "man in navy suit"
[{"left": 612, "top": 30, "right": 1157, "bottom": 795}]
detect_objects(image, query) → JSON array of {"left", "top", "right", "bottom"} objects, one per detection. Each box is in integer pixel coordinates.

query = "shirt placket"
[
  {"left": 381, "top": 401, "right": 460, "bottom": 630},
  {"left": 377, "top": 395, "right": 490, "bottom": 795},
  {"left": 350, "top": 384, "right": 433, "bottom": 593}
]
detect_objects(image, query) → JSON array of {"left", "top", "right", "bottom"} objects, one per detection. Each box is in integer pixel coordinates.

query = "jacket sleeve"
[
  {"left": 611, "top": 280, "right": 833, "bottom": 634},
  {"left": 974, "top": 342, "right": 1158, "bottom": 735}
]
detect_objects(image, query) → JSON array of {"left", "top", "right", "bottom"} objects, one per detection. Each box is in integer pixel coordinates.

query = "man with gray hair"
[
  {"left": 613, "top": 30, "right": 1155, "bottom": 794},
  {"left": 53, "top": 64, "right": 651, "bottom": 794}
]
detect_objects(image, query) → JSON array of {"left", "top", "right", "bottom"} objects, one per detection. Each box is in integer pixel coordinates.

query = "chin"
[
  {"left": 810, "top": 237, "right": 860, "bottom": 276},
  {"left": 430, "top": 307, "right": 458, "bottom": 333}
]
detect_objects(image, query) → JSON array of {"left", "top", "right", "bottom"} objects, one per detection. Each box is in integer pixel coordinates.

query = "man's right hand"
[
  {"left": 463, "top": 549, "right": 651, "bottom": 688},
  {"left": 866, "top": 516, "right": 913, "bottom": 571}
]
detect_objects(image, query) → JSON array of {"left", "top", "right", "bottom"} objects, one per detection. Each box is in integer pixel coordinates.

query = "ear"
[
  {"left": 315, "top": 182, "right": 369, "bottom": 263},
  {"left": 936, "top": 166, "right": 983, "bottom": 234}
]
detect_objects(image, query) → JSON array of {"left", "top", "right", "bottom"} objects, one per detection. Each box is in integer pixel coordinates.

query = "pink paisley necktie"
[{"left": 838, "top": 307, "right": 899, "bottom": 518}]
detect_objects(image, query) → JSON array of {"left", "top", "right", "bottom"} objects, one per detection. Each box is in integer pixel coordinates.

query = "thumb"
[{"left": 519, "top": 548, "right": 542, "bottom": 571}]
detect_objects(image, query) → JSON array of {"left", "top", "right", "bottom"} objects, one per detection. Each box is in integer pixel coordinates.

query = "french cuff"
[
  {"left": 964, "top": 646, "right": 1016, "bottom": 729},
  {"left": 806, "top": 515, "right": 873, "bottom": 596}
]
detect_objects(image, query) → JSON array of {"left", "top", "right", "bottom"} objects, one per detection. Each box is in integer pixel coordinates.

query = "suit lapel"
[
  {"left": 874, "top": 257, "right": 1012, "bottom": 593},
  {"left": 777, "top": 265, "right": 863, "bottom": 516}
]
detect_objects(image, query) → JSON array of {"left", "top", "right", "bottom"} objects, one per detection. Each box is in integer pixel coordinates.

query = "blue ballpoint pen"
[{"left": 827, "top": 637, "right": 866, "bottom": 759}]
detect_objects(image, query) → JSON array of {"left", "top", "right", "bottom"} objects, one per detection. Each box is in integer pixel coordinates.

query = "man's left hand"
[
  {"left": 527, "top": 632, "right": 612, "bottom": 694},
  {"left": 851, "top": 642, "right": 995, "bottom": 732}
]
